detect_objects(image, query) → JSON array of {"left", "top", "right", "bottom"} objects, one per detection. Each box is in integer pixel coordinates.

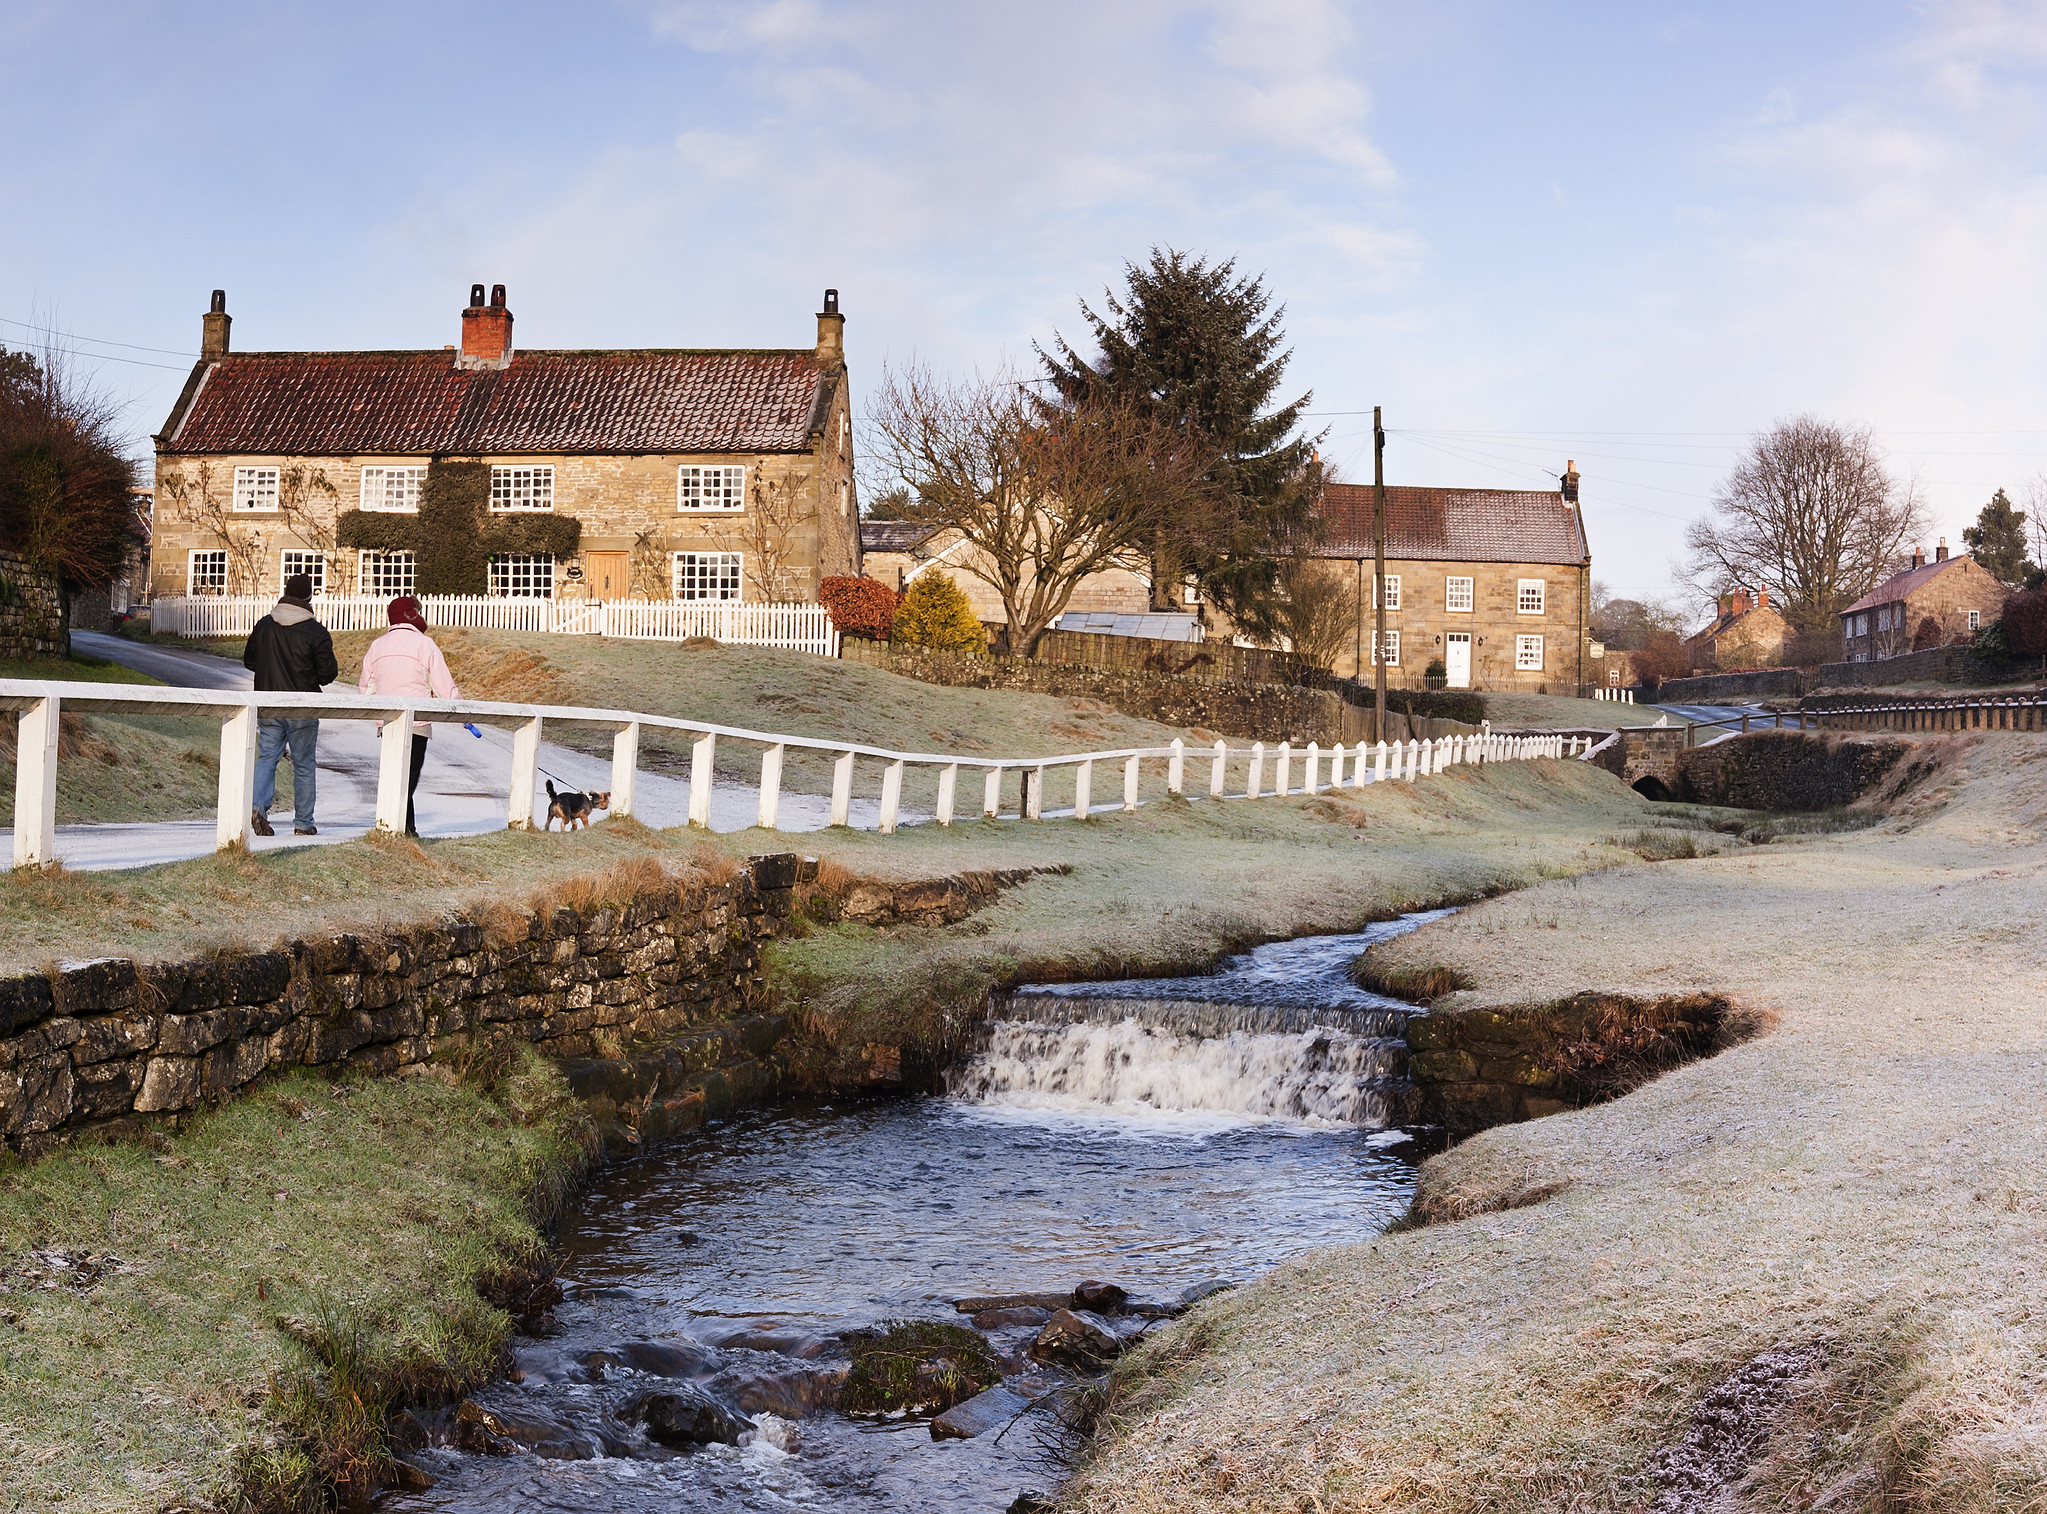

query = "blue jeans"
[{"left": 254, "top": 717, "right": 319, "bottom": 830}]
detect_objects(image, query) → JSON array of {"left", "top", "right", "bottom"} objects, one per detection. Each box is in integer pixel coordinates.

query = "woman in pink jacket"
[{"left": 361, "top": 596, "right": 461, "bottom": 836}]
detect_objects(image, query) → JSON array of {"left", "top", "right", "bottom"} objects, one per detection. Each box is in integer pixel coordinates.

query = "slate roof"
[
  {"left": 859, "top": 520, "right": 946, "bottom": 554},
  {"left": 1316, "top": 483, "right": 1588, "bottom": 565},
  {"left": 158, "top": 349, "right": 830, "bottom": 456},
  {"left": 1839, "top": 557, "right": 1971, "bottom": 616}
]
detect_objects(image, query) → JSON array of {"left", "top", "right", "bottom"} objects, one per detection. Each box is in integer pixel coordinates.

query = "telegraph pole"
[{"left": 1373, "top": 406, "right": 1388, "bottom": 744}]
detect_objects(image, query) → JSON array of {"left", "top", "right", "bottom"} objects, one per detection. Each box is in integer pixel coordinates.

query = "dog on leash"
[{"left": 544, "top": 779, "right": 612, "bottom": 831}]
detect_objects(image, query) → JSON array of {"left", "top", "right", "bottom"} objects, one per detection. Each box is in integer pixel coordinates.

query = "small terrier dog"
[{"left": 545, "top": 779, "right": 612, "bottom": 831}]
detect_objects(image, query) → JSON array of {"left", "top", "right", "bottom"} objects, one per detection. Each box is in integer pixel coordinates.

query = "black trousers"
[{"left": 406, "top": 732, "right": 428, "bottom": 835}]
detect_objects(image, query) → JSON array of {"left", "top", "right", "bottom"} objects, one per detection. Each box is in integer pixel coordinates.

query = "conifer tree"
[
  {"left": 891, "top": 570, "right": 986, "bottom": 652},
  {"left": 1963, "top": 488, "right": 2038, "bottom": 587},
  {"left": 1038, "top": 250, "right": 1322, "bottom": 638}
]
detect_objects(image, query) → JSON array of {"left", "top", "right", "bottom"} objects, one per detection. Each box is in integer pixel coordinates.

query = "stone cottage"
[
  {"left": 1685, "top": 587, "right": 1791, "bottom": 670},
  {"left": 148, "top": 285, "right": 860, "bottom": 605},
  {"left": 1312, "top": 466, "right": 1593, "bottom": 693},
  {"left": 1839, "top": 540, "right": 2008, "bottom": 662}
]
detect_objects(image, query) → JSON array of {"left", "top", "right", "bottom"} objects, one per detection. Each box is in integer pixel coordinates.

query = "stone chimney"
[
  {"left": 1911, "top": 544, "right": 1925, "bottom": 570},
  {"left": 457, "top": 283, "right": 514, "bottom": 371},
  {"left": 200, "top": 290, "right": 231, "bottom": 360},
  {"left": 816, "top": 288, "right": 845, "bottom": 370},
  {"left": 1561, "top": 459, "right": 1580, "bottom": 504},
  {"left": 1936, "top": 537, "right": 1949, "bottom": 562}
]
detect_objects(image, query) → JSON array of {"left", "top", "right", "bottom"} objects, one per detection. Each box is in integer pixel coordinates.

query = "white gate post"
[
  {"left": 1275, "top": 740, "right": 1292, "bottom": 797},
  {"left": 217, "top": 702, "right": 259, "bottom": 850},
  {"left": 1405, "top": 739, "right": 1419, "bottom": 781},
  {"left": 878, "top": 759, "right": 905, "bottom": 833},
  {"left": 12, "top": 695, "right": 60, "bottom": 870},
  {"left": 1374, "top": 740, "right": 1388, "bottom": 783},
  {"left": 757, "top": 742, "right": 784, "bottom": 830},
  {"left": 1026, "top": 766, "right": 1045, "bottom": 820},
  {"left": 1209, "top": 739, "right": 1228, "bottom": 797},
  {"left": 936, "top": 762, "right": 958, "bottom": 827},
  {"left": 830, "top": 750, "right": 854, "bottom": 826},
  {"left": 1248, "top": 742, "right": 1265, "bottom": 799},
  {"left": 1073, "top": 760, "right": 1093, "bottom": 819},
  {"left": 612, "top": 721, "right": 641, "bottom": 821},
  {"left": 983, "top": 765, "right": 1003, "bottom": 818},
  {"left": 375, "top": 710, "right": 413, "bottom": 832},
  {"left": 1122, "top": 753, "right": 1140, "bottom": 811},
  {"left": 688, "top": 732, "right": 717, "bottom": 828},
  {"left": 508, "top": 715, "right": 543, "bottom": 829},
  {"left": 1168, "top": 737, "right": 1185, "bottom": 796}
]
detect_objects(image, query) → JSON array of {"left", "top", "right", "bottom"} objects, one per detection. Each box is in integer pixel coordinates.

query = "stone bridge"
[{"left": 1587, "top": 725, "right": 1689, "bottom": 801}]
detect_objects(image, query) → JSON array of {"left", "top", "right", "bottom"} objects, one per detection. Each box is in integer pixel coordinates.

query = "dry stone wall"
[
  {"left": 1677, "top": 731, "right": 1912, "bottom": 812},
  {"left": 0, "top": 855, "right": 819, "bottom": 1157},
  {"left": 0, "top": 550, "right": 67, "bottom": 659}
]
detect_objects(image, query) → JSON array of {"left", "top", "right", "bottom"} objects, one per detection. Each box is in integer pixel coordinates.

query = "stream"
[{"left": 382, "top": 915, "right": 1442, "bottom": 1511}]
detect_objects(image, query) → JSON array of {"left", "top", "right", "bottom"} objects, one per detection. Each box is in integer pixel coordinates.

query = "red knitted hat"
[{"left": 387, "top": 595, "right": 428, "bottom": 632}]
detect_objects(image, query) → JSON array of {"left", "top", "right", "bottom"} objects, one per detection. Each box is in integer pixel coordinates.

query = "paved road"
[{"left": 6, "top": 633, "right": 898, "bottom": 872}]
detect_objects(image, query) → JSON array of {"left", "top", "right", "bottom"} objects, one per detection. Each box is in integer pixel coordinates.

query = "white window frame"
[
  {"left": 672, "top": 551, "right": 744, "bottom": 602},
  {"left": 1371, "top": 629, "right": 1400, "bottom": 667},
  {"left": 1445, "top": 576, "right": 1474, "bottom": 613},
  {"left": 1968, "top": 609, "right": 1981, "bottom": 630},
  {"left": 1517, "top": 578, "right": 1545, "bottom": 615},
  {"left": 1372, "top": 573, "right": 1401, "bottom": 611},
  {"left": 358, "top": 549, "right": 416, "bottom": 597},
  {"left": 678, "top": 464, "right": 745, "bottom": 512},
  {"left": 280, "top": 550, "right": 326, "bottom": 596},
  {"left": 489, "top": 465, "right": 554, "bottom": 512},
  {"left": 359, "top": 465, "right": 426, "bottom": 513},
  {"left": 188, "top": 549, "right": 229, "bottom": 596},
  {"left": 1516, "top": 634, "right": 1545, "bottom": 671},
  {"left": 488, "top": 552, "right": 555, "bottom": 598},
  {"left": 231, "top": 466, "right": 279, "bottom": 513}
]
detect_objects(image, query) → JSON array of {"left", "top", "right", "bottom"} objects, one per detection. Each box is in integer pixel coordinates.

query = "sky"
[{"left": 9, "top": 0, "right": 2047, "bottom": 607}]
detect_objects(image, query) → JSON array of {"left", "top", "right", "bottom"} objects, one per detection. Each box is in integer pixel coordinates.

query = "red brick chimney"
[
  {"left": 1756, "top": 585, "right": 1769, "bottom": 609},
  {"left": 1729, "top": 588, "right": 1750, "bottom": 617},
  {"left": 1911, "top": 544, "right": 1925, "bottom": 569},
  {"left": 457, "top": 283, "right": 514, "bottom": 371}
]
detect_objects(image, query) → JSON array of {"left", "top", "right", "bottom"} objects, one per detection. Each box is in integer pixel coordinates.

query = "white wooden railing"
[
  {"left": 147, "top": 596, "right": 839, "bottom": 655},
  {"left": 0, "top": 683, "right": 1589, "bottom": 870},
  {"left": 1592, "top": 687, "right": 1636, "bottom": 703}
]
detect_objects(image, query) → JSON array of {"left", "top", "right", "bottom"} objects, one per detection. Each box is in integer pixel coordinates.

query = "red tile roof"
[
  {"left": 159, "top": 349, "right": 830, "bottom": 456},
  {"left": 1839, "top": 556, "right": 1971, "bottom": 616},
  {"left": 1316, "top": 483, "right": 1588, "bottom": 565}
]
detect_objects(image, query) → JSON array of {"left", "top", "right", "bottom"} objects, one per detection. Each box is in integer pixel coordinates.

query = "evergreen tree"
[
  {"left": 1963, "top": 489, "right": 2037, "bottom": 587},
  {"left": 1037, "top": 249, "right": 1322, "bottom": 638}
]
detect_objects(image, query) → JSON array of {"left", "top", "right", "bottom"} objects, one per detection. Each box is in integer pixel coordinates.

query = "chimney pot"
[
  {"left": 200, "top": 289, "right": 231, "bottom": 360},
  {"left": 457, "top": 282, "right": 514, "bottom": 371}
]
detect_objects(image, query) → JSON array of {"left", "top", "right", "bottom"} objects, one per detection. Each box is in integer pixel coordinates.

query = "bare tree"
[
  {"left": 0, "top": 338, "right": 141, "bottom": 588},
  {"left": 866, "top": 365, "right": 1217, "bottom": 656},
  {"left": 710, "top": 462, "right": 809, "bottom": 601},
  {"left": 1684, "top": 416, "right": 1926, "bottom": 636},
  {"left": 1266, "top": 538, "right": 1357, "bottom": 674}
]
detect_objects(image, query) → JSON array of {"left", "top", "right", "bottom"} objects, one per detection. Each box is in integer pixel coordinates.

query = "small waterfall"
[
  {"left": 949, "top": 1018, "right": 1409, "bottom": 1127},
  {"left": 948, "top": 914, "right": 1447, "bottom": 1129}
]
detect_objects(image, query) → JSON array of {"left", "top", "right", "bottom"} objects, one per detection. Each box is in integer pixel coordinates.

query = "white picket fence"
[{"left": 147, "top": 595, "right": 839, "bottom": 655}]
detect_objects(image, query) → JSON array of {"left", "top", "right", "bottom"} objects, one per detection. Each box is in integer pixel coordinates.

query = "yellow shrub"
[{"left": 891, "top": 571, "right": 987, "bottom": 652}]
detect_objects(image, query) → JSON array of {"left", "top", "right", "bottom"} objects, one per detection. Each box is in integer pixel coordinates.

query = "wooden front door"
[{"left": 586, "top": 552, "right": 630, "bottom": 599}]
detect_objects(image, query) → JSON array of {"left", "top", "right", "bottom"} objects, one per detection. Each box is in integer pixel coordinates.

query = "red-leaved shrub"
[
  {"left": 819, "top": 575, "right": 898, "bottom": 640},
  {"left": 2003, "top": 587, "right": 2047, "bottom": 659}
]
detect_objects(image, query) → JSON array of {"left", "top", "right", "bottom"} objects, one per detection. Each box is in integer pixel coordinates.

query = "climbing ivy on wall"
[{"left": 336, "top": 459, "right": 580, "bottom": 595}]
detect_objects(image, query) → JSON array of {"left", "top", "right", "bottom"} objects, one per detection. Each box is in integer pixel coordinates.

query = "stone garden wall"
[
  {"left": 0, "top": 550, "right": 67, "bottom": 659},
  {"left": 1677, "top": 730, "right": 1913, "bottom": 812}
]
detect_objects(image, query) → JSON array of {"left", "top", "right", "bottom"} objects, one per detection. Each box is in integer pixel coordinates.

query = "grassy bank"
[
  {"left": 0, "top": 1051, "right": 590, "bottom": 1514},
  {"left": 0, "top": 655, "right": 224, "bottom": 825},
  {"left": 1066, "top": 732, "right": 2047, "bottom": 1513}
]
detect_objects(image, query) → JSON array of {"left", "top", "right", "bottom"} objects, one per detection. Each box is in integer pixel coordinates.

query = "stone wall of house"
[
  {"left": 1676, "top": 730, "right": 1913, "bottom": 812},
  {"left": 0, "top": 551, "right": 68, "bottom": 660},
  {"left": 1658, "top": 668, "right": 1814, "bottom": 702},
  {"left": 149, "top": 436, "right": 856, "bottom": 605}
]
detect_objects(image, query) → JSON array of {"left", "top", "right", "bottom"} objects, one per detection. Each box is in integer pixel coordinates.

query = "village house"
[
  {"left": 1685, "top": 586, "right": 1791, "bottom": 670},
  {"left": 1311, "top": 467, "right": 1593, "bottom": 693},
  {"left": 857, "top": 519, "right": 1157, "bottom": 625},
  {"left": 1838, "top": 540, "right": 2008, "bottom": 662},
  {"left": 148, "top": 285, "right": 860, "bottom": 606}
]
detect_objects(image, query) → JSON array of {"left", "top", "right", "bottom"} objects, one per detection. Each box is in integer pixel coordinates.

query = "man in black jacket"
[{"left": 242, "top": 573, "right": 338, "bottom": 836}]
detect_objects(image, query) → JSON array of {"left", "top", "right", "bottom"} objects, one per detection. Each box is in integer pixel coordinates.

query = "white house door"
[{"left": 1445, "top": 633, "right": 1472, "bottom": 689}]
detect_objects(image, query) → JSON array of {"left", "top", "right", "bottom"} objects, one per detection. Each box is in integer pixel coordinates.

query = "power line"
[{"left": 0, "top": 315, "right": 198, "bottom": 360}]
